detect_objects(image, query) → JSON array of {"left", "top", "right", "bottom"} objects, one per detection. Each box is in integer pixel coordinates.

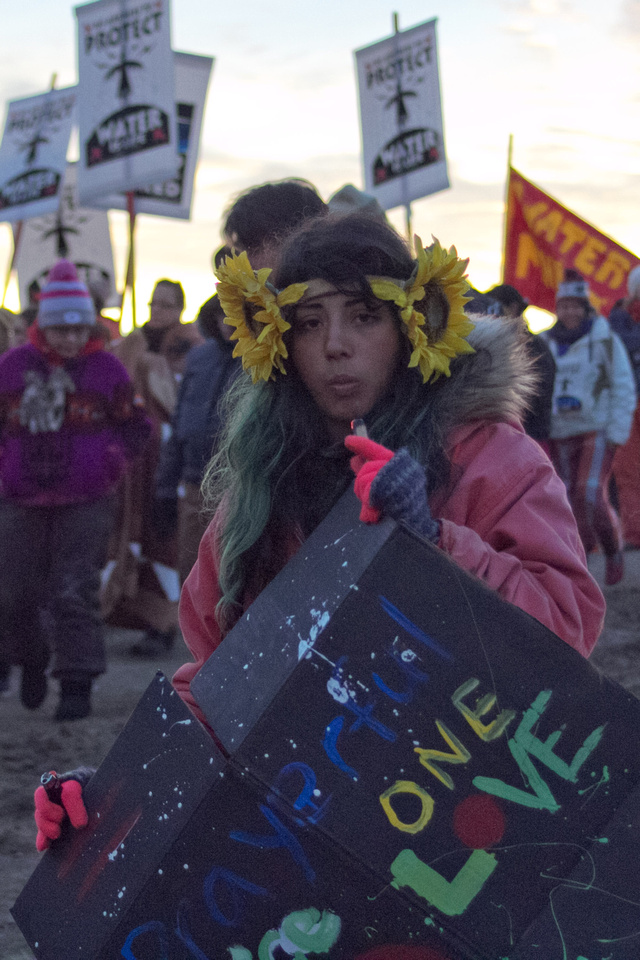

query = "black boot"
[
  {"left": 55, "top": 672, "right": 92, "bottom": 722},
  {"left": 20, "top": 651, "right": 50, "bottom": 710}
]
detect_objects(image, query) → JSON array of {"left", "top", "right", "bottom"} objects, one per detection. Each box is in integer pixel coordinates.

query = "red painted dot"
[
  {"left": 452, "top": 793, "right": 506, "bottom": 849},
  {"left": 355, "top": 948, "right": 451, "bottom": 960}
]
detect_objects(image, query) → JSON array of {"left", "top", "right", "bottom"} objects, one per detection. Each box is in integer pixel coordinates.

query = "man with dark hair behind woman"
[
  {"left": 131, "top": 179, "right": 329, "bottom": 657},
  {"left": 222, "top": 177, "right": 327, "bottom": 265}
]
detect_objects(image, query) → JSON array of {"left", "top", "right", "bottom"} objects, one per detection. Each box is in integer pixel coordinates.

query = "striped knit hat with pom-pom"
[{"left": 37, "top": 259, "right": 96, "bottom": 329}]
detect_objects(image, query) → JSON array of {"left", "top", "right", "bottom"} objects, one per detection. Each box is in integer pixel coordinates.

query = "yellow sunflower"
[
  {"left": 368, "top": 236, "right": 475, "bottom": 383},
  {"left": 215, "top": 251, "right": 307, "bottom": 383}
]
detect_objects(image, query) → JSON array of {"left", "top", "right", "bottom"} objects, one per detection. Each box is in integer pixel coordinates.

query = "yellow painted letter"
[
  {"left": 414, "top": 721, "right": 471, "bottom": 789},
  {"left": 380, "top": 780, "right": 434, "bottom": 834},
  {"left": 452, "top": 678, "right": 516, "bottom": 742}
]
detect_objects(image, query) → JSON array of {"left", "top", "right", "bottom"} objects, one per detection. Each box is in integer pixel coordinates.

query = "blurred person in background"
[
  {"left": 141, "top": 283, "right": 240, "bottom": 656},
  {"left": 104, "top": 279, "right": 202, "bottom": 653},
  {"left": 0, "top": 261, "right": 150, "bottom": 718},
  {"left": 609, "top": 265, "right": 640, "bottom": 550},
  {"left": 543, "top": 269, "right": 636, "bottom": 586},
  {"left": 223, "top": 177, "right": 327, "bottom": 269},
  {"left": 488, "top": 283, "right": 556, "bottom": 453}
]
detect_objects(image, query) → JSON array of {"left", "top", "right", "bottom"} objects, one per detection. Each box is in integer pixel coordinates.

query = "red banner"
[{"left": 503, "top": 167, "right": 640, "bottom": 316}]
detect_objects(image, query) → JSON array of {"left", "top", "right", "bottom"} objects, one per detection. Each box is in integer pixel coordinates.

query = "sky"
[{"left": 1, "top": 0, "right": 640, "bottom": 332}]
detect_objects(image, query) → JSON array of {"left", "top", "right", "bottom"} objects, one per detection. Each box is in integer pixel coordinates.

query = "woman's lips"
[{"left": 326, "top": 376, "right": 361, "bottom": 396}]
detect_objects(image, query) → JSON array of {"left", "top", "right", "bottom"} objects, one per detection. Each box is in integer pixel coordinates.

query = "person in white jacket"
[{"left": 544, "top": 269, "right": 637, "bottom": 586}]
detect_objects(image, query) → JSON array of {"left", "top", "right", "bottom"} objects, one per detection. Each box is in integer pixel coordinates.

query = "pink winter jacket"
[{"left": 173, "top": 419, "right": 605, "bottom": 729}]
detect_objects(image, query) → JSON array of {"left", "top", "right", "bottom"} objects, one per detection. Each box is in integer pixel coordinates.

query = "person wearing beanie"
[
  {"left": 0, "top": 259, "right": 151, "bottom": 720},
  {"left": 488, "top": 283, "right": 556, "bottom": 451},
  {"left": 609, "top": 265, "right": 640, "bottom": 549},
  {"left": 542, "top": 268, "right": 636, "bottom": 586}
]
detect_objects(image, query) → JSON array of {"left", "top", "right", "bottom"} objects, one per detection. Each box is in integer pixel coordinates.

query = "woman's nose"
[{"left": 324, "top": 319, "right": 351, "bottom": 356}]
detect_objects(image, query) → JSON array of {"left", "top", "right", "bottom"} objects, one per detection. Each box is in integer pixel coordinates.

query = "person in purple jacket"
[{"left": 0, "top": 260, "right": 151, "bottom": 721}]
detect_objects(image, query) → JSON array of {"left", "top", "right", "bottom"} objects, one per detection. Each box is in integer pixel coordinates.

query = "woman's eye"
[
  {"left": 296, "top": 316, "right": 321, "bottom": 331},
  {"left": 354, "top": 311, "right": 377, "bottom": 324}
]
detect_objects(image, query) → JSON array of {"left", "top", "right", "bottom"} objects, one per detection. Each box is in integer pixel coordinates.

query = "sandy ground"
[{"left": 1, "top": 553, "right": 639, "bottom": 960}]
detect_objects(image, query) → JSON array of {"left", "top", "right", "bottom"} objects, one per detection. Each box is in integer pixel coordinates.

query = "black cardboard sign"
[{"left": 12, "top": 491, "right": 640, "bottom": 959}]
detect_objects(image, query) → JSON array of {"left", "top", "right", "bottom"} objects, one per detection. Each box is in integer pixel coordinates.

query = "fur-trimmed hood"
[{"left": 431, "top": 315, "right": 540, "bottom": 440}]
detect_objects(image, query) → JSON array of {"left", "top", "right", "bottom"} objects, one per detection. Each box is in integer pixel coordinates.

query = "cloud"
[{"left": 614, "top": 0, "right": 640, "bottom": 36}]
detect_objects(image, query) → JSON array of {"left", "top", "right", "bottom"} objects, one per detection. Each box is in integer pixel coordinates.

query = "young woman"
[
  {"left": 173, "top": 213, "right": 605, "bottom": 728},
  {"left": 34, "top": 215, "right": 605, "bottom": 847}
]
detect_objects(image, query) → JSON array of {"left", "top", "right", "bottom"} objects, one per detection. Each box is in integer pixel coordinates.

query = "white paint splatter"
[
  {"left": 297, "top": 608, "right": 330, "bottom": 660},
  {"left": 327, "top": 677, "right": 349, "bottom": 704}
]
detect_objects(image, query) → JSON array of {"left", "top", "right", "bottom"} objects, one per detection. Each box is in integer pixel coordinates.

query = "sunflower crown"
[
  {"left": 367, "top": 236, "right": 475, "bottom": 384},
  {"left": 215, "top": 250, "right": 307, "bottom": 383},
  {"left": 214, "top": 238, "right": 474, "bottom": 384}
]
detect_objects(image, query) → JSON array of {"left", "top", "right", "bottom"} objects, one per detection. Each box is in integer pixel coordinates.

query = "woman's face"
[
  {"left": 43, "top": 325, "right": 92, "bottom": 358},
  {"left": 556, "top": 297, "right": 587, "bottom": 330},
  {"left": 291, "top": 285, "right": 401, "bottom": 441}
]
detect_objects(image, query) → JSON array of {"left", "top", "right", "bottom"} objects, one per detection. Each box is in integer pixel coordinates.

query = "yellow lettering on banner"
[
  {"left": 515, "top": 232, "right": 540, "bottom": 279},
  {"left": 379, "top": 780, "right": 434, "bottom": 834},
  {"left": 532, "top": 209, "right": 563, "bottom": 243},
  {"left": 522, "top": 201, "right": 548, "bottom": 230},
  {"left": 414, "top": 721, "right": 471, "bottom": 790},
  {"left": 515, "top": 233, "right": 563, "bottom": 289},
  {"left": 595, "top": 250, "right": 633, "bottom": 290},
  {"left": 574, "top": 235, "right": 608, "bottom": 277},
  {"left": 590, "top": 291, "right": 607, "bottom": 314},
  {"left": 452, "top": 678, "right": 516, "bottom": 742},
  {"left": 557, "top": 220, "right": 587, "bottom": 256}
]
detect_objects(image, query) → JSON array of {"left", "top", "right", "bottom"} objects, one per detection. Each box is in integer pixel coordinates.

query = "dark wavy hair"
[
  {"left": 222, "top": 179, "right": 327, "bottom": 253},
  {"left": 204, "top": 213, "right": 452, "bottom": 631}
]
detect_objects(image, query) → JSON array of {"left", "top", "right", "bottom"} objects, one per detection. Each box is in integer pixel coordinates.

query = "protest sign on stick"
[
  {"left": 13, "top": 162, "right": 117, "bottom": 311},
  {"left": 74, "top": 0, "right": 179, "bottom": 205},
  {"left": 13, "top": 492, "right": 640, "bottom": 959},
  {"left": 93, "top": 52, "right": 213, "bottom": 221},
  {"left": 354, "top": 18, "right": 449, "bottom": 220},
  {"left": 504, "top": 166, "right": 640, "bottom": 316},
  {"left": 0, "top": 86, "right": 76, "bottom": 224}
]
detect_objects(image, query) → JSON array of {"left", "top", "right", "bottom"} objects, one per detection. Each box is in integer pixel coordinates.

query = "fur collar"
[{"left": 432, "top": 315, "right": 539, "bottom": 438}]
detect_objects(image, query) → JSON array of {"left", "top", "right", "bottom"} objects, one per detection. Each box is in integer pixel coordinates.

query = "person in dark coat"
[
  {"left": 609, "top": 265, "right": 640, "bottom": 548},
  {"left": 153, "top": 289, "right": 241, "bottom": 588},
  {"left": 488, "top": 283, "right": 556, "bottom": 451}
]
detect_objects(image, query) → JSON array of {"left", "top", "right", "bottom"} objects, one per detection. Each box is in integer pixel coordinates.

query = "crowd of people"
[{"left": 0, "top": 177, "right": 638, "bottom": 738}]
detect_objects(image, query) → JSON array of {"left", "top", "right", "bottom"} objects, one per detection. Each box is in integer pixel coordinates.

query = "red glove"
[
  {"left": 34, "top": 774, "right": 90, "bottom": 852},
  {"left": 344, "top": 435, "right": 394, "bottom": 523}
]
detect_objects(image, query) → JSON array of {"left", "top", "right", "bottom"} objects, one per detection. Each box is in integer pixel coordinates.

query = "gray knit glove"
[{"left": 370, "top": 448, "right": 440, "bottom": 542}]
